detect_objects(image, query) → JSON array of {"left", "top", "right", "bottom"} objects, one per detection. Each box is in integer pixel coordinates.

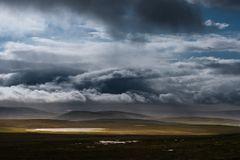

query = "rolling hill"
[
  {"left": 58, "top": 111, "right": 149, "bottom": 121},
  {"left": 161, "top": 117, "right": 240, "bottom": 126},
  {"left": 200, "top": 110, "right": 240, "bottom": 120},
  {"left": 0, "top": 107, "right": 53, "bottom": 119}
]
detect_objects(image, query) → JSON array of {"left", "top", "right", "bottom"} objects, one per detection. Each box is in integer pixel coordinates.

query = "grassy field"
[
  {"left": 1, "top": 119, "right": 240, "bottom": 135},
  {"left": 0, "top": 133, "right": 240, "bottom": 160},
  {"left": 1, "top": 119, "right": 240, "bottom": 160}
]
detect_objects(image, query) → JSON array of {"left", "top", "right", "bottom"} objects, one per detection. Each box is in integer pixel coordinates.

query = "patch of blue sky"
[
  {"left": 202, "top": 7, "right": 240, "bottom": 32},
  {"left": 180, "top": 51, "right": 240, "bottom": 60}
]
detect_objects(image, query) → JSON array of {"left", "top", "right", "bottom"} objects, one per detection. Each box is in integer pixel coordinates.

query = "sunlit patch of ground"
[
  {"left": 23, "top": 128, "right": 227, "bottom": 135},
  {"left": 21, "top": 127, "right": 212, "bottom": 135},
  {"left": 27, "top": 128, "right": 106, "bottom": 133},
  {"left": 97, "top": 140, "right": 139, "bottom": 145},
  {"left": 1, "top": 119, "right": 240, "bottom": 135}
]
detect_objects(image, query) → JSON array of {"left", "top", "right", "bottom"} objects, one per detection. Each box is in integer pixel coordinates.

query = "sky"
[{"left": 0, "top": 0, "right": 240, "bottom": 108}]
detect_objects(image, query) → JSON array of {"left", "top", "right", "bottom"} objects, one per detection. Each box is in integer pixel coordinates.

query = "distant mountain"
[
  {"left": 0, "top": 107, "right": 53, "bottom": 119},
  {"left": 162, "top": 117, "right": 240, "bottom": 126},
  {"left": 58, "top": 111, "right": 149, "bottom": 121},
  {"left": 199, "top": 110, "right": 240, "bottom": 120}
]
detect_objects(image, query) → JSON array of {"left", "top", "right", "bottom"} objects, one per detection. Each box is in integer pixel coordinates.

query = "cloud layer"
[
  {"left": 0, "top": 33, "right": 239, "bottom": 104},
  {"left": 1, "top": 56, "right": 240, "bottom": 105},
  {"left": 0, "top": 0, "right": 203, "bottom": 39},
  {"left": 0, "top": 1, "right": 239, "bottom": 107}
]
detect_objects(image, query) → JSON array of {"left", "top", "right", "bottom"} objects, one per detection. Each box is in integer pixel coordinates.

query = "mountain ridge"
[
  {"left": 0, "top": 106, "right": 53, "bottom": 119},
  {"left": 58, "top": 110, "right": 150, "bottom": 121}
]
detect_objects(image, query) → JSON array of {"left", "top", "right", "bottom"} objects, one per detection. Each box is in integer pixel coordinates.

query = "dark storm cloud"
[
  {"left": 0, "top": 70, "right": 79, "bottom": 86},
  {"left": 73, "top": 77, "right": 152, "bottom": 95},
  {"left": 205, "top": 62, "right": 240, "bottom": 75},
  {"left": 66, "top": 62, "right": 240, "bottom": 105},
  {"left": 1, "top": 0, "right": 203, "bottom": 39},
  {"left": 0, "top": 59, "right": 83, "bottom": 86},
  {"left": 70, "top": 69, "right": 160, "bottom": 94}
]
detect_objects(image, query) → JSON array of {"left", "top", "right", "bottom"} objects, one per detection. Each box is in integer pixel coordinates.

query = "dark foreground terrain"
[{"left": 0, "top": 133, "right": 240, "bottom": 160}]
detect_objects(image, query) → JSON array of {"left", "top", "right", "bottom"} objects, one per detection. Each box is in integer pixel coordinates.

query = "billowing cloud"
[
  {"left": 0, "top": 57, "right": 240, "bottom": 105},
  {"left": 204, "top": 19, "right": 230, "bottom": 30},
  {"left": 0, "top": 85, "right": 86, "bottom": 103}
]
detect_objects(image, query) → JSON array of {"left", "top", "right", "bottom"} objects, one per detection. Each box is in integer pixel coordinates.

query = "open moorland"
[
  {"left": 1, "top": 119, "right": 240, "bottom": 135},
  {"left": 0, "top": 133, "right": 240, "bottom": 160},
  {"left": 0, "top": 119, "right": 240, "bottom": 160}
]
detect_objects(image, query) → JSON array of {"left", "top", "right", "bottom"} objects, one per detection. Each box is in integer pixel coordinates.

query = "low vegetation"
[
  {"left": 1, "top": 133, "right": 240, "bottom": 160},
  {"left": 1, "top": 119, "right": 240, "bottom": 135}
]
